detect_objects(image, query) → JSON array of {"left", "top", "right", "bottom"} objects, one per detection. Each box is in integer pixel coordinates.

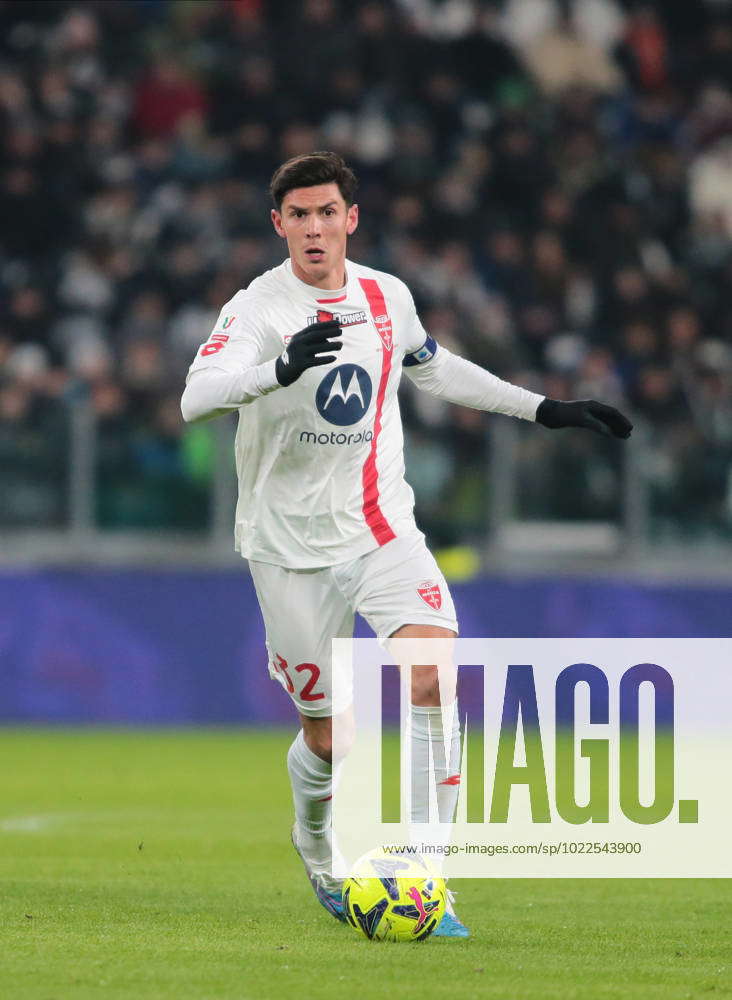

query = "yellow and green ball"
[{"left": 343, "top": 849, "right": 446, "bottom": 943}]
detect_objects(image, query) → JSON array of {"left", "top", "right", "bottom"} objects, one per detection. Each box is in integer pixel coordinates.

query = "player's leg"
[
  {"left": 343, "top": 534, "right": 461, "bottom": 824},
  {"left": 390, "top": 623, "right": 469, "bottom": 938},
  {"left": 248, "top": 560, "right": 353, "bottom": 920},
  {"left": 288, "top": 714, "right": 334, "bottom": 846},
  {"left": 288, "top": 705, "right": 354, "bottom": 860},
  {"left": 286, "top": 709, "right": 354, "bottom": 922},
  {"left": 297, "top": 706, "right": 356, "bottom": 763},
  {"left": 346, "top": 533, "right": 470, "bottom": 938},
  {"left": 390, "top": 622, "right": 461, "bottom": 827}
]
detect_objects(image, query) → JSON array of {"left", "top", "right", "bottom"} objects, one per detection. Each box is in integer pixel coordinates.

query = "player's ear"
[
  {"left": 271, "top": 208, "right": 286, "bottom": 238},
  {"left": 346, "top": 203, "right": 359, "bottom": 236}
]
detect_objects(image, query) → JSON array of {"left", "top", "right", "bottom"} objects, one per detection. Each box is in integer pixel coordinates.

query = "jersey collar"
[{"left": 284, "top": 258, "right": 350, "bottom": 302}]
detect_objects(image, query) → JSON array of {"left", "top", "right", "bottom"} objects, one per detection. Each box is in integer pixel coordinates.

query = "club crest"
[
  {"left": 417, "top": 581, "right": 442, "bottom": 610},
  {"left": 373, "top": 315, "right": 392, "bottom": 351}
]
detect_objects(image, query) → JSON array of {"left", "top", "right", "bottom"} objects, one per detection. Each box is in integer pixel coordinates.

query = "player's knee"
[
  {"left": 301, "top": 718, "right": 334, "bottom": 763},
  {"left": 411, "top": 665, "right": 440, "bottom": 706},
  {"left": 301, "top": 709, "right": 355, "bottom": 764},
  {"left": 306, "top": 731, "right": 333, "bottom": 762},
  {"left": 332, "top": 709, "right": 355, "bottom": 763}
]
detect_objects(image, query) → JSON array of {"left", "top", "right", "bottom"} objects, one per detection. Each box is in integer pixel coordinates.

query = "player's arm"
[
  {"left": 181, "top": 362, "right": 279, "bottom": 423},
  {"left": 403, "top": 342, "right": 631, "bottom": 438},
  {"left": 181, "top": 310, "right": 342, "bottom": 423},
  {"left": 398, "top": 279, "right": 631, "bottom": 438}
]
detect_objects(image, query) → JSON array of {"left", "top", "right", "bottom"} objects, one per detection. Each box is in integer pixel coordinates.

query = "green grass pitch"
[{"left": 0, "top": 728, "right": 729, "bottom": 1000}]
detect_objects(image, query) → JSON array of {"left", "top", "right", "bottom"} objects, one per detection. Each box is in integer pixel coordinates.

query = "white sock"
[
  {"left": 287, "top": 730, "right": 334, "bottom": 864},
  {"left": 409, "top": 703, "right": 461, "bottom": 824}
]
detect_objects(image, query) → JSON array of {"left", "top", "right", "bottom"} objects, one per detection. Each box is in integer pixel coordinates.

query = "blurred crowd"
[{"left": 1, "top": 0, "right": 731, "bottom": 539}]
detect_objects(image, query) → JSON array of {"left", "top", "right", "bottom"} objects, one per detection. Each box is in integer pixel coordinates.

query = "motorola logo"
[{"left": 315, "top": 364, "right": 372, "bottom": 426}]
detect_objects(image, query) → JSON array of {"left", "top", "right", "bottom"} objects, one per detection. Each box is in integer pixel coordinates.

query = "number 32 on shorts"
[{"left": 273, "top": 654, "right": 324, "bottom": 702}]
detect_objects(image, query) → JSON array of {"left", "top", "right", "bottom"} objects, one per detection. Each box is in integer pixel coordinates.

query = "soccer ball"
[{"left": 343, "top": 848, "right": 446, "bottom": 942}]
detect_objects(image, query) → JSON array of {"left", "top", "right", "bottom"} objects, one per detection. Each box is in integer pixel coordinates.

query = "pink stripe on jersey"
[
  {"left": 359, "top": 277, "right": 396, "bottom": 547},
  {"left": 316, "top": 293, "right": 347, "bottom": 303}
]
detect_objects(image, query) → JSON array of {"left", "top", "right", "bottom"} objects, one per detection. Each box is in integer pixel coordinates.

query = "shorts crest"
[{"left": 417, "top": 581, "right": 442, "bottom": 610}]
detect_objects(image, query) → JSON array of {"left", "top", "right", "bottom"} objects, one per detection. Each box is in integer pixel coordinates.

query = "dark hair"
[{"left": 270, "top": 151, "right": 358, "bottom": 210}]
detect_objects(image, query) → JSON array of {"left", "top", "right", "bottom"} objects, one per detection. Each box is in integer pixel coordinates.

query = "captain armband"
[{"left": 402, "top": 335, "right": 438, "bottom": 367}]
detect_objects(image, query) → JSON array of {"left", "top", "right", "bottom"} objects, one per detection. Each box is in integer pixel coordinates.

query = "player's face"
[{"left": 271, "top": 183, "right": 358, "bottom": 290}]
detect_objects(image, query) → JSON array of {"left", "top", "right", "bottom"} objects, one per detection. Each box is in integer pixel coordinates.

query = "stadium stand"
[{"left": 0, "top": 0, "right": 730, "bottom": 544}]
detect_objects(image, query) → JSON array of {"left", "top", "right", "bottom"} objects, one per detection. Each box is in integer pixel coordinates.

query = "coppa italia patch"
[
  {"left": 221, "top": 316, "right": 236, "bottom": 329},
  {"left": 308, "top": 309, "right": 367, "bottom": 327},
  {"left": 417, "top": 581, "right": 442, "bottom": 610}
]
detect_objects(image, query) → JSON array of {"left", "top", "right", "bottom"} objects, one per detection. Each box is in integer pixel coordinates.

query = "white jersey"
[{"left": 184, "top": 258, "right": 542, "bottom": 569}]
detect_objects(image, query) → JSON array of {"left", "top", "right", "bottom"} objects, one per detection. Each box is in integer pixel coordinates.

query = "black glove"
[
  {"left": 536, "top": 398, "right": 633, "bottom": 439},
  {"left": 275, "top": 320, "right": 342, "bottom": 387}
]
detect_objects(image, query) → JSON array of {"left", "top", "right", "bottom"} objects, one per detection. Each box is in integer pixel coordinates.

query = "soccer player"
[{"left": 181, "top": 151, "right": 632, "bottom": 938}]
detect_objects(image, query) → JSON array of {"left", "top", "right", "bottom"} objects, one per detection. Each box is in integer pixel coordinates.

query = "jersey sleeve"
[
  {"left": 397, "top": 280, "right": 438, "bottom": 363},
  {"left": 181, "top": 292, "right": 281, "bottom": 422},
  {"left": 186, "top": 292, "right": 272, "bottom": 377},
  {"left": 403, "top": 345, "right": 544, "bottom": 421},
  {"left": 393, "top": 279, "right": 542, "bottom": 420}
]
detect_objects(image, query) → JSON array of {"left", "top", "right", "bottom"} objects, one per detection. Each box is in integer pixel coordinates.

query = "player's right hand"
[{"left": 275, "top": 320, "right": 343, "bottom": 387}]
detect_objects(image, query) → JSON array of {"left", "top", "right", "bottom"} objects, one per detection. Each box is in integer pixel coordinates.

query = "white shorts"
[{"left": 249, "top": 532, "right": 458, "bottom": 718}]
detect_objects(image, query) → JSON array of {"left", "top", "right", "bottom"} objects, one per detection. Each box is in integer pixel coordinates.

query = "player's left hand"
[{"left": 536, "top": 398, "right": 633, "bottom": 439}]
